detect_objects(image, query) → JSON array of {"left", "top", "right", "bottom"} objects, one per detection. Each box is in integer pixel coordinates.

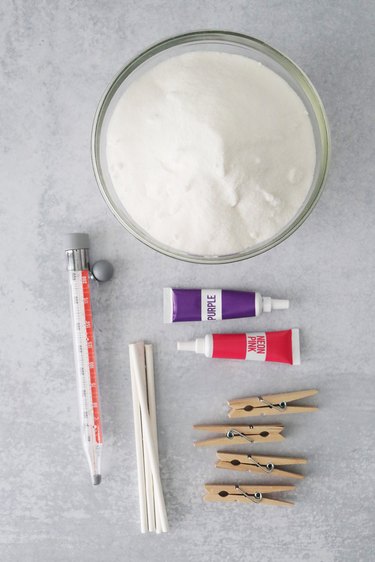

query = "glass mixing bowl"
[{"left": 91, "top": 31, "right": 330, "bottom": 264}]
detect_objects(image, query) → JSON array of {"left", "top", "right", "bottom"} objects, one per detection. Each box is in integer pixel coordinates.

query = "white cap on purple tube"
[{"left": 262, "top": 297, "right": 289, "bottom": 313}]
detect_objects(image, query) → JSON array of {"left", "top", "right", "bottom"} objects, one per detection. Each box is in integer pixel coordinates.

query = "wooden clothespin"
[
  {"left": 216, "top": 451, "right": 306, "bottom": 479},
  {"left": 228, "top": 389, "right": 318, "bottom": 418},
  {"left": 204, "top": 484, "right": 295, "bottom": 507},
  {"left": 193, "top": 424, "right": 284, "bottom": 447}
]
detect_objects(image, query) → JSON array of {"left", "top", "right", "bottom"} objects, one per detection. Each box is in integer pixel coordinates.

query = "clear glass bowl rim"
[{"left": 91, "top": 30, "right": 331, "bottom": 264}]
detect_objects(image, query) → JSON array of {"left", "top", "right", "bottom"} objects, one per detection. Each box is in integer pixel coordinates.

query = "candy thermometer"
[{"left": 65, "top": 233, "right": 113, "bottom": 485}]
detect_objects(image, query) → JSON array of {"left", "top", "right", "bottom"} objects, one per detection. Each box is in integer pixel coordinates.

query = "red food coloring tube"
[{"left": 177, "top": 329, "right": 300, "bottom": 365}]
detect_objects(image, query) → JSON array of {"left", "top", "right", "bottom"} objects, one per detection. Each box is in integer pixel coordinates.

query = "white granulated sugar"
[{"left": 106, "top": 51, "right": 316, "bottom": 255}]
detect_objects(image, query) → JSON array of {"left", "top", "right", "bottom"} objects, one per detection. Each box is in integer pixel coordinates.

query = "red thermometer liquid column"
[{"left": 65, "top": 233, "right": 103, "bottom": 485}]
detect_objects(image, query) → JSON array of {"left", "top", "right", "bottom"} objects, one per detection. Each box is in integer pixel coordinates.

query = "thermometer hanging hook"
[{"left": 90, "top": 260, "right": 114, "bottom": 282}]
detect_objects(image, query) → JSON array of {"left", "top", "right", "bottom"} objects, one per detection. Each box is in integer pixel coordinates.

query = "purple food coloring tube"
[{"left": 163, "top": 288, "right": 289, "bottom": 323}]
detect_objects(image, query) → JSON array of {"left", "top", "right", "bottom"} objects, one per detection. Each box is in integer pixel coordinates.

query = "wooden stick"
[
  {"left": 228, "top": 389, "right": 318, "bottom": 407},
  {"left": 194, "top": 432, "right": 285, "bottom": 447},
  {"left": 204, "top": 494, "right": 294, "bottom": 507},
  {"left": 205, "top": 484, "right": 295, "bottom": 493},
  {"left": 129, "top": 347, "right": 147, "bottom": 533},
  {"left": 216, "top": 452, "right": 307, "bottom": 464},
  {"left": 215, "top": 461, "right": 304, "bottom": 479},
  {"left": 193, "top": 424, "right": 283, "bottom": 432}
]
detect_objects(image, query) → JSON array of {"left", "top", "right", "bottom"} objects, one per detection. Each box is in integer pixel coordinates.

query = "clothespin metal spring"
[
  {"left": 236, "top": 486, "right": 263, "bottom": 503},
  {"left": 226, "top": 428, "right": 270, "bottom": 443}
]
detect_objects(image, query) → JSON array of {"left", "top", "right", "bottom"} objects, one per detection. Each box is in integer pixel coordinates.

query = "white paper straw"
[
  {"left": 131, "top": 343, "right": 169, "bottom": 533},
  {"left": 142, "top": 349, "right": 156, "bottom": 532},
  {"left": 145, "top": 344, "right": 161, "bottom": 533},
  {"left": 129, "top": 347, "right": 147, "bottom": 533}
]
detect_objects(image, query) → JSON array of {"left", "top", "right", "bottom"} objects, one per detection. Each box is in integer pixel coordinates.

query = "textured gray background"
[{"left": 1, "top": 1, "right": 374, "bottom": 561}]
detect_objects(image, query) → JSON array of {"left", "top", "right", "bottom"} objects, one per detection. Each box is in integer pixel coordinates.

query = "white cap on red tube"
[
  {"left": 262, "top": 297, "right": 289, "bottom": 313},
  {"left": 177, "top": 338, "right": 206, "bottom": 354}
]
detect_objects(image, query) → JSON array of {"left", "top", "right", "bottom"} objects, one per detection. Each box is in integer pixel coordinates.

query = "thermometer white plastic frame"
[{"left": 65, "top": 233, "right": 102, "bottom": 485}]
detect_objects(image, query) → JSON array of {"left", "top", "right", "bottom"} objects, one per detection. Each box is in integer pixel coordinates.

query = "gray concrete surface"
[{"left": 1, "top": 1, "right": 374, "bottom": 561}]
